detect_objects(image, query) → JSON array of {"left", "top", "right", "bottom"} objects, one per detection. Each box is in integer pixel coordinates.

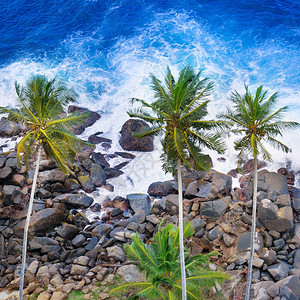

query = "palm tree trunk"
[
  {"left": 19, "top": 145, "right": 42, "bottom": 300},
  {"left": 177, "top": 158, "right": 187, "bottom": 300},
  {"left": 245, "top": 156, "right": 258, "bottom": 300}
]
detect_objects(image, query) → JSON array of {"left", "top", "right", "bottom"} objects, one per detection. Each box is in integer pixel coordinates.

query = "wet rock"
[
  {"left": 92, "top": 152, "right": 110, "bottom": 168},
  {"left": 127, "top": 193, "right": 151, "bottom": 214},
  {"left": 90, "top": 163, "right": 106, "bottom": 187},
  {"left": 258, "top": 199, "right": 294, "bottom": 232},
  {"left": 68, "top": 105, "right": 101, "bottom": 135},
  {"left": 88, "top": 134, "right": 112, "bottom": 145},
  {"left": 54, "top": 193, "right": 93, "bottom": 209},
  {"left": 64, "top": 178, "right": 81, "bottom": 191},
  {"left": 115, "top": 152, "right": 136, "bottom": 159},
  {"left": 0, "top": 117, "right": 26, "bottom": 137},
  {"left": 90, "top": 203, "right": 102, "bottom": 212},
  {"left": 200, "top": 199, "right": 229, "bottom": 218},
  {"left": 73, "top": 212, "right": 90, "bottom": 228},
  {"left": 148, "top": 181, "right": 174, "bottom": 197},
  {"left": 104, "top": 167, "right": 123, "bottom": 179},
  {"left": 119, "top": 119, "right": 154, "bottom": 152},
  {"left": 77, "top": 173, "right": 95, "bottom": 193},
  {"left": 14, "top": 204, "right": 66, "bottom": 238}
]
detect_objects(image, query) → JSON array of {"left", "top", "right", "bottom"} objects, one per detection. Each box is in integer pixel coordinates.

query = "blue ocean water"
[{"left": 0, "top": 0, "right": 299, "bottom": 192}]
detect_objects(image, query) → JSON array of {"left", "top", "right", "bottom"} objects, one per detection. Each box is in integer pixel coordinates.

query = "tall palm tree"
[
  {"left": 128, "top": 66, "right": 228, "bottom": 299},
  {"left": 0, "top": 75, "right": 93, "bottom": 300},
  {"left": 110, "top": 222, "right": 230, "bottom": 299},
  {"left": 219, "top": 86, "right": 299, "bottom": 300}
]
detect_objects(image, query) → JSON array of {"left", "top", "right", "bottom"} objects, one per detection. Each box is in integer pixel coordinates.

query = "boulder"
[
  {"left": 165, "top": 194, "right": 179, "bottom": 213},
  {"left": 54, "top": 193, "right": 93, "bottom": 208},
  {"left": 104, "top": 168, "right": 124, "bottom": 179},
  {"left": 126, "top": 193, "right": 151, "bottom": 214},
  {"left": 267, "top": 261, "right": 291, "bottom": 281},
  {"left": 0, "top": 117, "right": 27, "bottom": 137},
  {"left": 106, "top": 245, "right": 126, "bottom": 262},
  {"left": 0, "top": 167, "right": 12, "bottom": 181},
  {"left": 242, "top": 159, "right": 267, "bottom": 174},
  {"left": 210, "top": 171, "right": 232, "bottom": 196},
  {"left": 236, "top": 231, "right": 264, "bottom": 253},
  {"left": 39, "top": 169, "right": 66, "bottom": 184},
  {"left": 185, "top": 180, "right": 212, "bottom": 199},
  {"left": 68, "top": 105, "right": 101, "bottom": 135},
  {"left": 2, "top": 185, "right": 18, "bottom": 206},
  {"left": 147, "top": 181, "right": 174, "bottom": 197},
  {"left": 260, "top": 250, "right": 277, "bottom": 266},
  {"left": 291, "top": 187, "right": 300, "bottom": 213},
  {"left": 14, "top": 204, "right": 66, "bottom": 237},
  {"left": 58, "top": 223, "right": 79, "bottom": 240},
  {"left": 200, "top": 199, "right": 229, "bottom": 218},
  {"left": 119, "top": 119, "right": 154, "bottom": 152},
  {"left": 116, "top": 264, "right": 144, "bottom": 283},
  {"left": 258, "top": 199, "right": 294, "bottom": 232},
  {"left": 77, "top": 174, "right": 95, "bottom": 193},
  {"left": 92, "top": 152, "right": 110, "bottom": 168},
  {"left": 90, "top": 163, "right": 106, "bottom": 187}
]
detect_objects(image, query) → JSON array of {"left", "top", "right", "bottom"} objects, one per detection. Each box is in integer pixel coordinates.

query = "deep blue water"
[{"left": 0, "top": 0, "right": 299, "bottom": 190}]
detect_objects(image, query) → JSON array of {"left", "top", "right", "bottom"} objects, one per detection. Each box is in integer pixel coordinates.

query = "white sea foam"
[{"left": 0, "top": 10, "right": 299, "bottom": 198}]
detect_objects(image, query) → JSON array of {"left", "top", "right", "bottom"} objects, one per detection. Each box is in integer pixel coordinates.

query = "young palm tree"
[
  {"left": 128, "top": 66, "right": 229, "bottom": 299},
  {"left": 0, "top": 75, "right": 93, "bottom": 300},
  {"left": 219, "top": 86, "right": 299, "bottom": 300},
  {"left": 110, "top": 222, "right": 230, "bottom": 299}
]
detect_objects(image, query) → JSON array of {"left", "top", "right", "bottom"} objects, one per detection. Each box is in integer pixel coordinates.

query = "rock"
[
  {"left": 223, "top": 233, "right": 235, "bottom": 247},
  {"left": 200, "top": 199, "right": 229, "bottom": 218},
  {"left": 91, "top": 224, "right": 113, "bottom": 238},
  {"left": 119, "top": 119, "right": 154, "bottom": 152},
  {"left": 267, "top": 275, "right": 300, "bottom": 298},
  {"left": 293, "top": 249, "right": 300, "bottom": 269},
  {"left": 2, "top": 185, "right": 17, "bottom": 206},
  {"left": 115, "top": 151, "right": 136, "bottom": 159},
  {"left": 54, "top": 193, "right": 93, "bottom": 208},
  {"left": 77, "top": 173, "right": 95, "bottom": 193},
  {"left": 291, "top": 188, "right": 300, "bottom": 213},
  {"left": 126, "top": 193, "right": 151, "bottom": 214},
  {"left": 243, "top": 159, "right": 267, "bottom": 174},
  {"left": 70, "top": 264, "right": 89, "bottom": 275},
  {"left": 260, "top": 250, "right": 277, "bottom": 266},
  {"left": 58, "top": 223, "right": 79, "bottom": 240},
  {"left": 267, "top": 261, "right": 291, "bottom": 281},
  {"left": 116, "top": 264, "right": 144, "bottom": 282},
  {"left": 26, "top": 260, "right": 39, "bottom": 283},
  {"left": 147, "top": 181, "right": 174, "bottom": 197},
  {"left": 258, "top": 199, "right": 294, "bottom": 232},
  {"left": 236, "top": 231, "right": 263, "bottom": 253},
  {"left": 185, "top": 180, "right": 212, "bottom": 198},
  {"left": 85, "top": 236, "right": 98, "bottom": 251},
  {"left": 165, "top": 194, "right": 179, "bottom": 213},
  {"left": 252, "top": 257, "right": 264, "bottom": 268},
  {"left": 192, "top": 218, "right": 205, "bottom": 232},
  {"left": 39, "top": 169, "right": 66, "bottom": 183},
  {"left": 68, "top": 105, "right": 101, "bottom": 135},
  {"left": 104, "top": 167, "right": 123, "bottom": 179},
  {"left": 90, "top": 163, "right": 106, "bottom": 187},
  {"left": 275, "top": 194, "right": 291, "bottom": 206},
  {"left": 128, "top": 210, "right": 146, "bottom": 224},
  {"left": 50, "top": 274, "right": 64, "bottom": 287},
  {"left": 207, "top": 225, "right": 223, "bottom": 241},
  {"left": 50, "top": 291, "right": 67, "bottom": 300},
  {"left": 106, "top": 245, "right": 126, "bottom": 262},
  {"left": 71, "top": 234, "right": 86, "bottom": 247},
  {"left": 0, "top": 166, "right": 12, "bottom": 181},
  {"left": 92, "top": 152, "right": 110, "bottom": 168},
  {"left": 74, "top": 256, "right": 90, "bottom": 266},
  {"left": 113, "top": 196, "right": 129, "bottom": 212},
  {"left": 88, "top": 134, "right": 112, "bottom": 145},
  {"left": 210, "top": 171, "right": 232, "bottom": 196},
  {"left": 14, "top": 204, "right": 66, "bottom": 238},
  {"left": 37, "top": 291, "right": 51, "bottom": 300},
  {"left": 0, "top": 117, "right": 26, "bottom": 137}
]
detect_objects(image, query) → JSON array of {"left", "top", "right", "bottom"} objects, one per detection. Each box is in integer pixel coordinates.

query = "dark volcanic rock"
[
  {"left": 39, "top": 169, "right": 66, "bottom": 184},
  {"left": 119, "top": 119, "right": 154, "bottom": 152},
  {"left": 77, "top": 173, "right": 95, "bottom": 193},
  {"left": 54, "top": 193, "right": 93, "bottom": 208},
  {"left": 58, "top": 223, "right": 79, "bottom": 240},
  {"left": 0, "top": 117, "right": 27, "bottom": 137},
  {"left": 242, "top": 159, "right": 267, "bottom": 174},
  {"left": 14, "top": 204, "right": 66, "bottom": 238},
  {"left": 68, "top": 105, "right": 101, "bottom": 135},
  {"left": 104, "top": 168, "right": 123, "bottom": 179},
  {"left": 115, "top": 152, "right": 136, "bottom": 159},
  {"left": 92, "top": 152, "right": 110, "bottom": 168},
  {"left": 88, "top": 134, "right": 112, "bottom": 145},
  {"left": 90, "top": 163, "right": 106, "bottom": 187},
  {"left": 148, "top": 181, "right": 174, "bottom": 197},
  {"left": 200, "top": 199, "right": 229, "bottom": 218}
]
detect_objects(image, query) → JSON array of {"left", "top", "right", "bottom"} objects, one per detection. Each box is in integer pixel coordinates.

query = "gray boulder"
[
  {"left": 126, "top": 193, "right": 151, "bottom": 214},
  {"left": 39, "top": 169, "right": 66, "bottom": 183},
  {"left": 106, "top": 245, "right": 126, "bottom": 262},
  {"left": 267, "top": 275, "right": 300, "bottom": 298},
  {"left": 54, "top": 193, "right": 93, "bottom": 208},
  {"left": 148, "top": 181, "right": 174, "bottom": 197},
  {"left": 90, "top": 163, "right": 106, "bottom": 187},
  {"left": 200, "top": 199, "right": 229, "bottom": 218},
  {"left": 116, "top": 264, "right": 144, "bottom": 283},
  {"left": 258, "top": 199, "right": 294, "bottom": 232},
  {"left": 236, "top": 231, "right": 263, "bottom": 253},
  {"left": 267, "top": 261, "right": 291, "bottom": 281}
]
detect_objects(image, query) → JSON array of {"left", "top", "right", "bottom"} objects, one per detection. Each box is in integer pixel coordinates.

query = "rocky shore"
[{"left": 0, "top": 107, "right": 299, "bottom": 300}]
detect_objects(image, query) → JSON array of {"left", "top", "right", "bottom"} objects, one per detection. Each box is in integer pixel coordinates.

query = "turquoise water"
[{"left": 0, "top": 0, "right": 299, "bottom": 192}]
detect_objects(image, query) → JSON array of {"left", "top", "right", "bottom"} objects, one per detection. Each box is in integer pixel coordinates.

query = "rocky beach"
[{"left": 0, "top": 106, "right": 299, "bottom": 300}]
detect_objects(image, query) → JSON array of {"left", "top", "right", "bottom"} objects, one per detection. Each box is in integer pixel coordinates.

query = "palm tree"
[
  {"left": 110, "top": 222, "right": 230, "bottom": 299},
  {"left": 0, "top": 75, "right": 93, "bottom": 300},
  {"left": 128, "top": 66, "right": 229, "bottom": 299},
  {"left": 219, "top": 85, "right": 299, "bottom": 300}
]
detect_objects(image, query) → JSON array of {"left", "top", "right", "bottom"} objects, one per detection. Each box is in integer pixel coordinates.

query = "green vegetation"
[
  {"left": 128, "top": 66, "right": 229, "bottom": 299},
  {"left": 110, "top": 222, "right": 230, "bottom": 299},
  {"left": 0, "top": 75, "right": 93, "bottom": 300},
  {"left": 219, "top": 85, "right": 299, "bottom": 300}
]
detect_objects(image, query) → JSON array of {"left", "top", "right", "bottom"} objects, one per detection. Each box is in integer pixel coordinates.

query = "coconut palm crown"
[
  {"left": 0, "top": 75, "right": 90, "bottom": 173},
  {"left": 128, "top": 66, "right": 228, "bottom": 173},
  {"left": 219, "top": 85, "right": 299, "bottom": 168}
]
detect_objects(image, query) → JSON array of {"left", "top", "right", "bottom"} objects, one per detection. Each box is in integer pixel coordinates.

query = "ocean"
[{"left": 0, "top": 0, "right": 299, "bottom": 197}]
